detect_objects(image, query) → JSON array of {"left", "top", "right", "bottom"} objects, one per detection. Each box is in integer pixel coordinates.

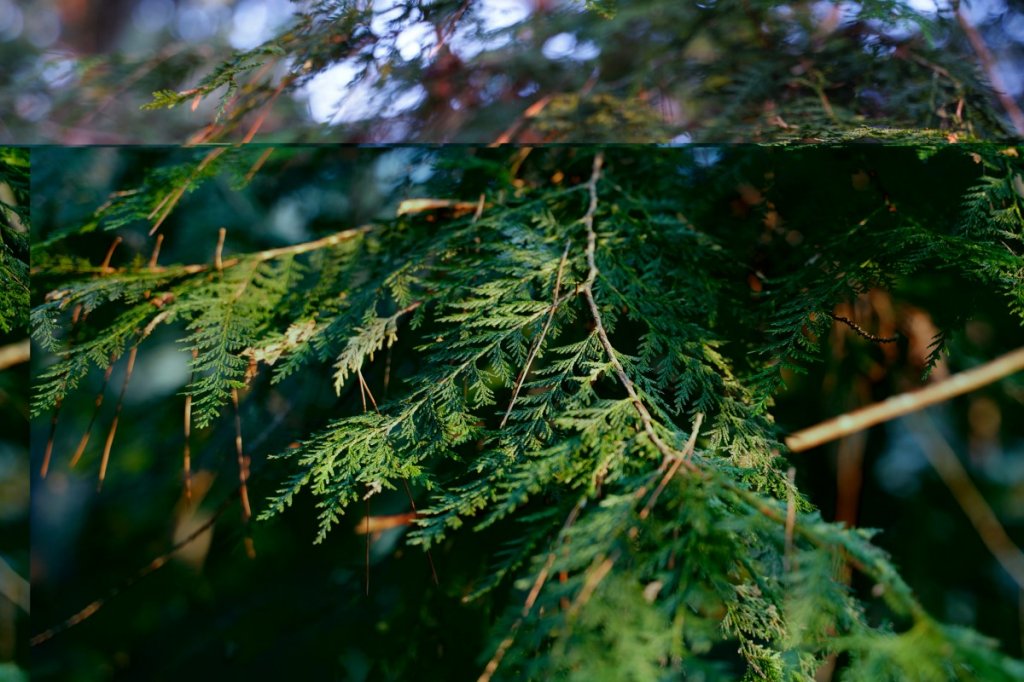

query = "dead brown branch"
[
  {"left": 787, "top": 346, "right": 1024, "bottom": 452},
  {"left": 910, "top": 412, "right": 1024, "bottom": 591}
]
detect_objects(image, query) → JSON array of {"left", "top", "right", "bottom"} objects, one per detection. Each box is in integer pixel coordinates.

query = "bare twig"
[
  {"left": 30, "top": 489, "right": 235, "bottom": 647},
  {"left": 956, "top": 7, "right": 1024, "bottom": 135},
  {"left": 500, "top": 240, "right": 571, "bottom": 429},
  {"left": 478, "top": 498, "right": 585, "bottom": 682},
  {"left": 356, "top": 369, "right": 380, "bottom": 413},
  {"left": 910, "top": 412, "right": 1024, "bottom": 591},
  {"left": 41, "top": 399, "right": 61, "bottom": 479},
  {"left": 472, "top": 193, "right": 486, "bottom": 222},
  {"left": 353, "top": 366, "right": 438, "bottom": 585},
  {"left": 184, "top": 348, "right": 197, "bottom": 501},
  {"left": 93, "top": 312, "right": 171, "bottom": 488},
  {"left": 148, "top": 148, "right": 227, "bottom": 236},
  {"left": 215, "top": 227, "right": 227, "bottom": 272},
  {"left": 240, "top": 75, "right": 294, "bottom": 144},
  {"left": 32, "top": 404, "right": 292, "bottom": 646},
  {"left": 0, "top": 339, "right": 29, "bottom": 371},
  {"left": 428, "top": 0, "right": 473, "bottom": 61},
  {"left": 787, "top": 346, "right": 1024, "bottom": 452},
  {"left": 402, "top": 480, "right": 439, "bottom": 586},
  {"left": 784, "top": 466, "right": 797, "bottom": 572},
  {"left": 565, "top": 551, "right": 619, "bottom": 620},
  {"left": 97, "top": 346, "right": 138, "bottom": 490},
  {"left": 829, "top": 313, "right": 898, "bottom": 343},
  {"left": 244, "top": 148, "right": 275, "bottom": 184},
  {"left": 231, "top": 387, "right": 255, "bottom": 561},
  {"left": 353, "top": 512, "right": 420, "bottom": 534},
  {"left": 69, "top": 357, "right": 115, "bottom": 468},
  {"left": 491, "top": 95, "right": 554, "bottom": 146},
  {"left": 639, "top": 413, "right": 704, "bottom": 519},
  {"left": 365, "top": 498, "right": 371, "bottom": 595},
  {"left": 42, "top": 225, "right": 374, "bottom": 286},
  {"left": 147, "top": 234, "right": 164, "bottom": 269},
  {"left": 99, "top": 237, "right": 123, "bottom": 273}
]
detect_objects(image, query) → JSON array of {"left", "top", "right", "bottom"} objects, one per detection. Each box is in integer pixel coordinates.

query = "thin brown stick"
[
  {"left": 472, "top": 192, "right": 486, "bottom": 222},
  {"left": 231, "top": 387, "right": 252, "bottom": 524},
  {"left": 32, "top": 406, "right": 291, "bottom": 646},
  {"left": 147, "top": 234, "right": 164, "bottom": 269},
  {"left": 99, "top": 237, "right": 123, "bottom": 273},
  {"left": 357, "top": 369, "right": 379, "bottom": 413},
  {"left": 491, "top": 95, "right": 554, "bottom": 146},
  {"left": 352, "top": 368, "right": 439, "bottom": 585},
  {"left": 639, "top": 412, "right": 704, "bottom": 519},
  {"left": 231, "top": 387, "right": 256, "bottom": 559},
  {"left": 353, "top": 511, "right": 419, "bottom": 534},
  {"left": 565, "top": 551, "right": 619, "bottom": 619},
  {"left": 477, "top": 498, "right": 584, "bottom": 682},
  {"left": 499, "top": 240, "right": 571, "bottom": 429},
  {"left": 829, "top": 313, "right": 898, "bottom": 343},
  {"left": 787, "top": 346, "right": 1024, "bottom": 452},
  {"left": 354, "top": 360, "right": 438, "bottom": 585},
  {"left": 360, "top": 367, "right": 440, "bottom": 585},
  {"left": 30, "top": 487, "right": 237, "bottom": 646},
  {"left": 0, "top": 339, "right": 29, "bottom": 371},
  {"left": 402, "top": 480, "right": 439, "bottom": 586},
  {"left": 910, "top": 412, "right": 1024, "bottom": 591},
  {"left": 784, "top": 466, "right": 797, "bottom": 572},
  {"left": 69, "top": 358, "right": 116, "bottom": 468},
  {"left": 215, "top": 227, "right": 227, "bottom": 271},
  {"left": 45, "top": 225, "right": 374, "bottom": 282},
  {"left": 40, "top": 235, "right": 123, "bottom": 478},
  {"left": 956, "top": 7, "right": 1024, "bottom": 135},
  {"left": 244, "top": 147, "right": 275, "bottom": 184},
  {"left": 97, "top": 346, "right": 138, "bottom": 490},
  {"left": 356, "top": 370, "right": 367, "bottom": 412},
  {"left": 428, "top": 0, "right": 472, "bottom": 60},
  {"left": 240, "top": 76, "right": 293, "bottom": 144},
  {"left": 365, "top": 498, "right": 371, "bottom": 595},
  {"left": 41, "top": 398, "right": 62, "bottom": 479},
  {"left": 184, "top": 348, "right": 197, "bottom": 502},
  {"left": 149, "top": 148, "right": 227, "bottom": 236},
  {"left": 226, "top": 224, "right": 373, "bottom": 268},
  {"left": 39, "top": 236, "right": 121, "bottom": 475}
]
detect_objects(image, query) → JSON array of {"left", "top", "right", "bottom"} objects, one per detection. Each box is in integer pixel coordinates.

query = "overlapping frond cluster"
[
  {"left": 31, "top": 146, "right": 1024, "bottom": 679},
  {"left": 0, "top": 147, "right": 29, "bottom": 335},
  {"left": 954, "top": 148, "right": 1024, "bottom": 319},
  {"left": 32, "top": 0, "right": 1014, "bottom": 143}
]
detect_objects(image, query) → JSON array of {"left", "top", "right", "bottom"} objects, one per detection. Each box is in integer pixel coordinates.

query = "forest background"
[{"left": 3, "top": 1, "right": 1024, "bottom": 681}]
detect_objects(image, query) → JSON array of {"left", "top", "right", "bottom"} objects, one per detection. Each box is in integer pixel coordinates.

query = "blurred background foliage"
[
  {"left": 27, "top": 145, "right": 1024, "bottom": 679},
  {"left": 4, "top": 0, "right": 1024, "bottom": 143},
  {"left": 0, "top": 148, "right": 30, "bottom": 682}
]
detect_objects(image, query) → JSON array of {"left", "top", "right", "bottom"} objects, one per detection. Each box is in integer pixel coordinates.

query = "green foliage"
[
  {"left": 0, "top": 148, "right": 29, "bottom": 334},
  {"left": 31, "top": 146, "right": 1024, "bottom": 679}
]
